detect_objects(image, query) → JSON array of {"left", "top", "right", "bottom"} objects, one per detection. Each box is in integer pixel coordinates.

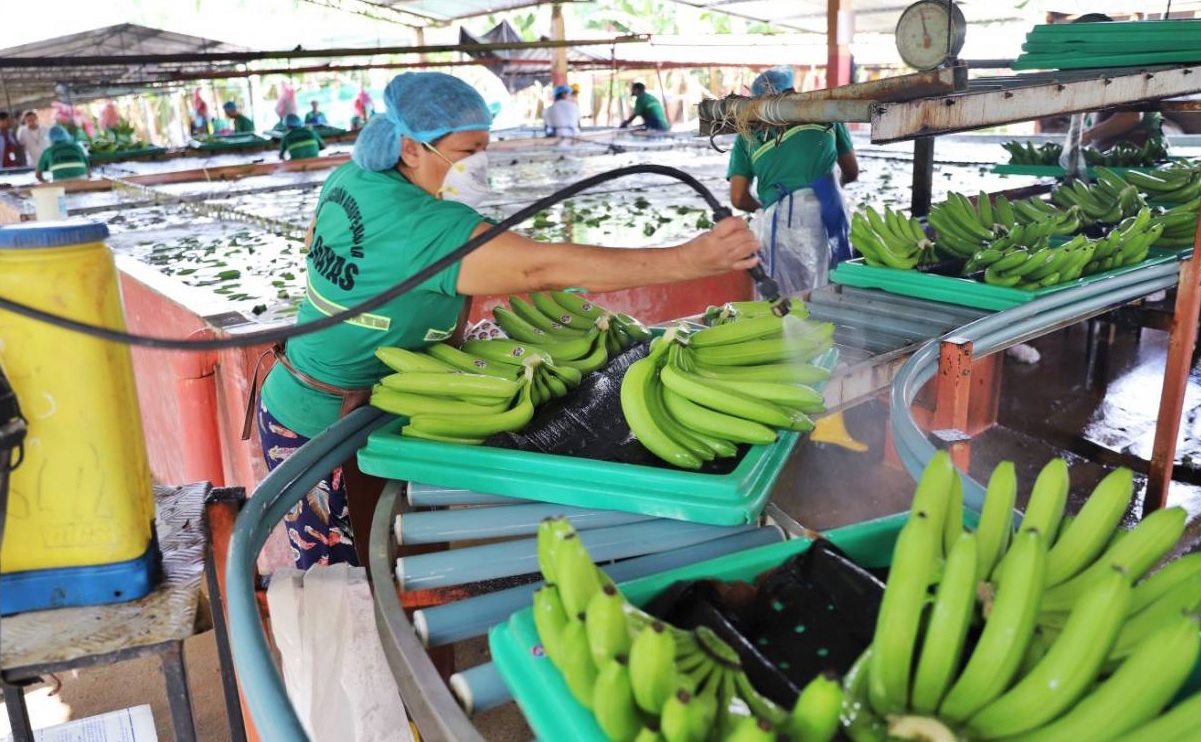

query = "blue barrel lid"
[{"left": 0, "top": 220, "right": 110, "bottom": 249}]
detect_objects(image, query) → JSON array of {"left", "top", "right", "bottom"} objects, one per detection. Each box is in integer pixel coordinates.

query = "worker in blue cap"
[
  {"left": 543, "top": 83, "right": 580, "bottom": 138},
  {"left": 222, "top": 100, "right": 256, "bottom": 134},
  {"left": 729, "top": 66, "right": 864, "bottom": 451},
  {"left": 278, "top": 113, "right": 325, "bottom": 161},
  {"left": 35, "top": 124, "right": 89, "bottom": 182},
  {"left": 252, "top": 71, "right": 760, "bottom": 568}
]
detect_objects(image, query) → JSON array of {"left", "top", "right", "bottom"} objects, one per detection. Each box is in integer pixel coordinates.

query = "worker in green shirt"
[
  {"left": 222, "top": 101, "right": 255, "bottom": 134},
  {"left": 252, "top": 72, "right": 760, "bottom": 568},
  {"left": 35, "top": 125, "right": 89, "bottom": 182},
  {"left": 619, "top": 82, "right": 668, "bottom": 131},
  {"left": 279, "top": 113, "right": 325, "bottom": 161}
]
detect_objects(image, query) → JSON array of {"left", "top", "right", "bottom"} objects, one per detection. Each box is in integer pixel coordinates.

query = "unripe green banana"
[
  {"left": 585, "top": 584, "right": 633, "bottom": 667},
  {"left": 690, "top": 334, "right": 832, "bottom": 367},
  {"left": 459, "top": 338, "right": 555, "bottom": 367},
  {"left": 839, "top": 649, "right": 889, "bottom": 742},
  {"left": 593, "top": 656, "right": 643, "bottom": 742},
  {"left": 559, "top": 619, "right": 599, "bottom": 709},
  {"left": 691, "top": 361, "right": 831, "bottom": 385},
  {"left": 1044, "top": 467, "right": 1135, "bottom": 586},
  {"left": 528, "top": 291, "right": 592, "bottom": 333},
  {"left": 557, "top": 330, "right": 609, "bottom": 373},
  {"left": 543, "top": 361, "right": 583, "bottom": 388},
  {"left": 910, "top": 532, "right": 978, "bottom": 715},
  {"left": 688, "top": 313, "right": 783, "bottom": 348},
  {"left": 983, "top": 265, "right": 1023, "bottom": 287},
  {"left": 536, "top": 516, "right": 573, "bottom": 583},
  {"left": 660, "top": 364, "right": 795, "bottom": 429},
  {"left": 1108, "top": 570, "right": 1201, "bottom": 661},
  {"left": 614, "top": 312, "right": 653, "bottom": 342},
  {"left": 868, "top": 511, "right": 940, "bottom": 716},
  {"left": 661, "top": 387, "right": 776, "bottom": 445},
  {"left": 631, "top": 724, "right": 666, "bottom": 742},
  {"left": 375, "top": 346, "right": 454, "bottom": 373},
  {"left": 550, "top": 290, "right": 607, "bottom": 320},
  {"left": 620, "top": 355, "right": 703, "bottom": 470},
  {"left": 1119, "top": 680, "right": 1201, "bottom": 742},
  {"left": 701, "top": 377, "right": 825, "bottom": 413},
  {"left": 493, "top": 305, "right": 555, "bottom": 345},
  {"left": 965, "top": 567, "right": 1132, "bottom": 738},
  {"left": 659, "top": 689, "right": 708, "bottom": 742},
  {"left": 628, "top": 622, "right": 677, "bottom": 715},
  {"left": 533, "top": 584, "right": 569, "bottom": 664},
  {"left": 788, "top": 671, "right": 843, "bottom": 742},
  {"left": 725, "top": 716, "right": 774, "bottom": 742},
  {"left": 938, "top": 529, "right": 1047, "bottom": 723},
  {"left": 1023, "top": 609, "right": 1201, "bottom": 739},
  {"left": 1019, "top": 457, "right": 1070, "bottom": 538},
  {"left": 541, "top": 370, "right": 569, "bottom": 399},
  {"left": 378, "top": 370, "right": 521, "bottom": 400},
  {"left": 407, "top": 379, "right": 533, "bottom": 438},
  {"left": 909, "top": 450, "right": 956, "bottom": 559},
  {"left": 423, "top": 342, "right": 523, "bottom": 380},
  {"left": 370, "top": 387, "right": 507, "bottom": 417},
  {"left": 975, "top": 461, "right": 1017, "bottom": 582},
  {"left": 555, "top": 532, "right": 605, "bottom": 620},
  {"left": 887, "top": 716, "right": 957, "bottom": 742},
  {"left": 511, "top": 294, "right": 587, "bottom": 337},
  {"left": 1041, "top": 506, "right": 1187, "bottom": 613},
  {"left": 1129, "top": 551, "right": 1201, "bottom": 614}
]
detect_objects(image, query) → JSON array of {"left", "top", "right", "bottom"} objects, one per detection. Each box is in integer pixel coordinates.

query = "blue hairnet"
[
  {"left": 553, "top": 84, "right": 572, "bottom": 99},
  {"left": 284, "top": 113, "right": 303, "bottom": 128},
  {"left": 223, "top": 101, "right": 237, "bottom": 111},
  {"left": 48, "top": 125, "right": 70, "bottom": 144},
  {"left": 352, "top": 72, "right": 492, "bottom": 172},
  {"left": 752, "top": 67, "right": 795, "bottom": 96}
]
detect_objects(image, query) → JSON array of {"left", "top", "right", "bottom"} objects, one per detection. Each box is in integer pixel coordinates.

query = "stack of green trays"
[
  {"left": 1014, "top": 20, "right": 1201, "bottom": 70},
  {"left": 831, "top": 251, "right": 1181, "bottom": 312},
  {"left": 357, "top": 349, "right": 837, "bottom": 526}
]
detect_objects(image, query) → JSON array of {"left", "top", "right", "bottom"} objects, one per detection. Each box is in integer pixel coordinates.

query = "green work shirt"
[
  {"left": 280, "top": 128, "right": 324, "bottom": 160},
  {"left": 632, "top": 92, "right": 667, "bottom": 129},
  {"left": 37, "top": 142, "right": 88, "bottom": 181},
  {"left": 726, "top": 123, "right": 854, "bottom": 206},
  {"left": 230, "top": 114, "right": 255, "bottom": 133},
  {"left": 260, "top": 162, "right": 485, "bottom": 437}
]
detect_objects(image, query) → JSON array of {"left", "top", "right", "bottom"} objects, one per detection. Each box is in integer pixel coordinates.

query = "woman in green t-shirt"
[{"left": 255, "top": 71, "right": 761, "bottom": 568}]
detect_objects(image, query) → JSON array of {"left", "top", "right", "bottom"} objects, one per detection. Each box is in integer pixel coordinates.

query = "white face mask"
[{"left": 426, "top": 144, "right": 491, "bottom": 207}]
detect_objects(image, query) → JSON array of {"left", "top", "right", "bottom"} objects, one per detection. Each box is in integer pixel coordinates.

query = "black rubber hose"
[{"left": 0, "top": 164, "right": 732, "bottom": 352}]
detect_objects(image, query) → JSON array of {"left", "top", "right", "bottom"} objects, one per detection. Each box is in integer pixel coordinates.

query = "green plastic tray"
[
  {"left": 831, "top": 252, "right": 1180, "bottom": 312},
  {"left": 992, "top": 164, "right": 1162, "bottom": 179},
  {"left": 87, "top": 146, "right": 167, "bottom": 163},
  {"left": 489, "top": 512, "right": 908, "bottom": 742},
  {"left": 188, "top": 134, "right": 271, "bottom": 152},
  {"left": 358, "top": 350, "right": 837, "bottom": 526}
]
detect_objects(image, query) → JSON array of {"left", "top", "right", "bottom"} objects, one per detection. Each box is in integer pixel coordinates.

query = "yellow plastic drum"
[{"left": 0, "top": 221, "right": 154, "bottom": 579}]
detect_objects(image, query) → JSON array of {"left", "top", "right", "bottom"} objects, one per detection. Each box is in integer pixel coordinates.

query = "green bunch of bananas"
[
  {"left": 493, "top": 290, "right": 651, "bottom": 360},
  {"left": 1080, "top": 207, "right": 1164, "bottom": 275},
  {"left": 1084, "top": 139, "right": 1170, "bottom": 168},
  {"left": 1000, "top": 141, "right": 1063, "bottom": 166},
  {"left": 844, "top": 453, "right": 1200, "bottom": 741},
  {"left": 702, "top": 300, "right": 809, "bottom": 327},
  {"left": 926, "top": 192, "right": 1010, "bottom": 261},
  {"left": 1150, "top": 197, "right": 1199, "bottom": 248},
  {"left": 619, "top": 315, "right": 833, "bottom": 470},
  {"left": 533, "top": 516, "right": 846, "bottom": 742},
  {"left": 1121, "top": 163, "right": 1201, "bottom": 207},
  {"left": 850, "top": 206, "right": 936, "bottom": 270},
  {"left": 1052, "top": 170, "right": 1146, "bottom": 226}
]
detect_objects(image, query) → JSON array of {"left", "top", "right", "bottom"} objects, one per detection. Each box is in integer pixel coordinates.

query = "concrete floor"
[{"left": 4, "top": 310, "right": 1200, "bottom": 742}]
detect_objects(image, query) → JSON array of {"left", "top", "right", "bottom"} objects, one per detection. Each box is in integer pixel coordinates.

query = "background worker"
[
  {"left": 222, "top": 101, "right": 256, "bottom": 134},
  {"left": 727, "top": 67, "right": 864, "bottom": 451},
  {"left": 619, "top": 82, "right": 668, "bottom": 131},
  {"left": 305, "top": 100, "right": 328, "bottom": 127},
  {"left": 17, "top": 110, "right": 48, "bottom": 167},
  {"left": 255, "top": 71, "right": 760, "bottom": 568},
  {"left": 0, "top": 113, "right": 19, "bottom": 168},
  {"left": 35, "top": 125, "right": 90, "bottom": 182},
  {"left": 279, "top": 113, "right": 325, "bottom": 161},
  {"left": 543, "top": 84, "right": 580, "bottom": 138}
]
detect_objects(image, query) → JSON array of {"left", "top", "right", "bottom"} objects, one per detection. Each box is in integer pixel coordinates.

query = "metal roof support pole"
[
  {"left": 655, "top": 63, "right": 669, "bottom": 126},
  {"left": 246, "top": 71, "right": 256, "bottom": 129},
  {"left": 0, "top": 73, "right": 13, "bottom": 116},
  {"left": 550, "top": 3, "right": 568, "bottom": 87},
  {"left": 1146, "top": 247, "right": 1201, "bottom": 512},
  {"left": 911, "top": 136, "right": 935, "bottom": 217},
  {"left": 827, "top": 0, "right": 852, "bottom": 88}
]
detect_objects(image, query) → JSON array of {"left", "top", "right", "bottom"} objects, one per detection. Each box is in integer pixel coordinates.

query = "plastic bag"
[
  {"left": 754, "top": 190, "right": 829, "bottom": 297},
  {"left": 267, "top": 564, "right": 413, "bottom": 742},
  {"left": 275, "top": 83, "right": 299, "bottom": 120},
  {"left": 1058, "top": 113, "right": 1088, "bottom": 180}
]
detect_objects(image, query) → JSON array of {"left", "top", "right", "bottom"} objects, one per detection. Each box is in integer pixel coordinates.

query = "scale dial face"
[{"left": 895, "top": 0, "right": 967, "bottom": 70}]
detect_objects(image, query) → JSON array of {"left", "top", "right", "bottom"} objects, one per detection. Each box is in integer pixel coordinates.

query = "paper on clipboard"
[{"left": 1, "top": 704, "right": 157, "bottom": 742}]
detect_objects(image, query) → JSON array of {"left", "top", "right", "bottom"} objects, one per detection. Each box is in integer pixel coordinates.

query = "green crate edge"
[
  {"left": 831, "top": 252, "right": 1180, "bottom": 312},
  {"left": 488, "top": 512, "right": 909, "bottom": 742},
  {"left": 357, "top": 348, "right": 838, "bottom": 526},
  {"left": 88, "top": 146, "right": 167, "bottom": 163},
  {"left": 991, "top": 164, "right": 1164, "bottom": 179}
]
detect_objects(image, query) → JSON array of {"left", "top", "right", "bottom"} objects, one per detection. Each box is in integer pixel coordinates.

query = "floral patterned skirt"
[{"left": 257, "top": 399, "right": 359, "bottom": 569}]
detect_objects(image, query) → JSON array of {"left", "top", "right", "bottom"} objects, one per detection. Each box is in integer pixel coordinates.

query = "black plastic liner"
[
  {"left": 484, "top": 343, "right": 748, "bottom": 474},
  {"left": 644, "top": 539, "right": 886, "bottom": 705}
]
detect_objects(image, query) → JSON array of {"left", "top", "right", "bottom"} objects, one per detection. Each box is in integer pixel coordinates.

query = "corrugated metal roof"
[
  {"left": 669, "top": 0, "right": 1030, "bottom": 35},
  {"left": 371, "top": 0, "right": 582, "bottom": 23},
  {"left": 0, "top": 24, "right": 246, "bottom": 111}
]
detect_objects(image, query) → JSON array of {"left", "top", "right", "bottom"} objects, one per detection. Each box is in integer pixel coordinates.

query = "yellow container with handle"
[{"left": 0, "top": 221, "right": 156, "bottom": 612}]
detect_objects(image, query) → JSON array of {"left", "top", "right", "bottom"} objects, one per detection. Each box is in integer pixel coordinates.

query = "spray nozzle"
[{"left": 711, "top": 206, "right": 792, "bottom": 317}]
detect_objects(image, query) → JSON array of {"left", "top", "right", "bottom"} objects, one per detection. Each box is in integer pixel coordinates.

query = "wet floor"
[{"left": 773, "top": 301, "right": 1201, "bottom": 556}]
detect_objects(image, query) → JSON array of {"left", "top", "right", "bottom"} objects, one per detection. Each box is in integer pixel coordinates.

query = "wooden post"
[
  {"left": 827, "top": 0, "right": 853, "bottom": 88},
  {"left": 934, "top": 337, "right": 974, "bottom": 471},
  {"left": 551, "top": 4, "right": 568, "bottom": 87},
  {"left": 414, "top": 26, "right": 428, "bottom": 63},
  {"left": 912, "top": 137, "right": 935, "bottom": 217},
  {"left": 1145, "top": 254, "right": 1201, "bottom": 512}
]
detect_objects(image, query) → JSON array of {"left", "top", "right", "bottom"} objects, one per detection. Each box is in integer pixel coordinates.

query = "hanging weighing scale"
[{"left": 894, "top": 0, "right": 968, "bottom": 70}]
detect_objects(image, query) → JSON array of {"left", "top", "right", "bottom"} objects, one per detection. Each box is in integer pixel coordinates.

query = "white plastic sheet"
[{"left": 267, "top": 565, "right": 413, "bottom": 742}]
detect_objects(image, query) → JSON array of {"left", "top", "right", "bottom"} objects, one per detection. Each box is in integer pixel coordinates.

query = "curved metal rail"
[{"left": 889, "top": 261, "right": 1182, "bottom": 511}]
